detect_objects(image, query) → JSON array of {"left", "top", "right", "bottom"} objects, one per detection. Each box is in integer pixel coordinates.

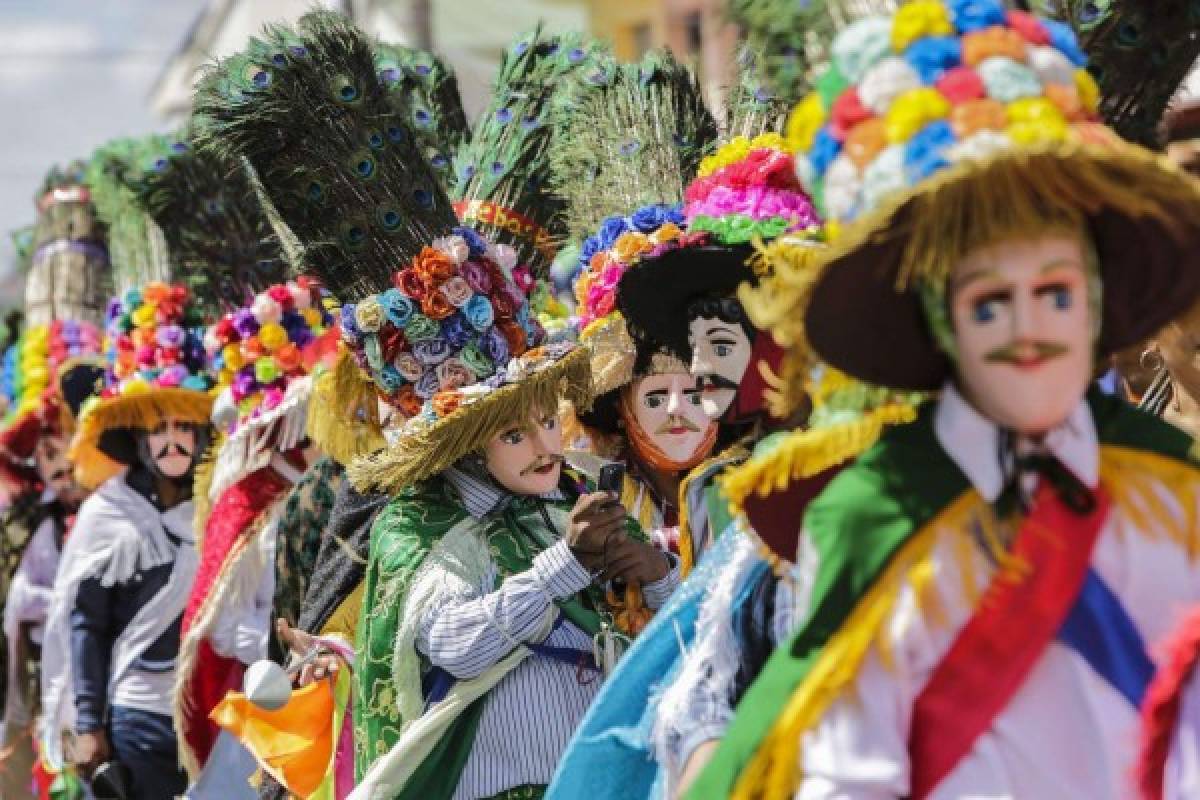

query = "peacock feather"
[
  {"left": 451, "top": 26, "right": 614, "bottom": 278},
  {"left": 1052, "top": 1, "right": 1200, "bottom": 147},
  {"left": 724, "top": 0, "right": 898, "bottom": 136},
  {"left": 128, "top": 128, "right": 289, "bottom": 315},
  {"left": 549, "top": 48, "right": 718, "bottom": 246},
  {"left": 374, "top": 41, "right": 470, "bottom": 195},
  {"left": 192, "top": 11, "right": 459, "bottom": 303},
  {"left": 85, "top": 136, "right": 171, "bottom": 292}
]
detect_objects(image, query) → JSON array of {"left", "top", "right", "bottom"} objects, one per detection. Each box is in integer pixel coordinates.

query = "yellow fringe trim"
[
  {"left": 738, "top": 236, "right": 828, "bottom": 418},
  {"left": 69, "top": 388, "right": 213, "bottom": 490},
  {"left": 677, "top": 439, "right": 752, "bottom": 577},
  {"left": 306, "top": 348, "right": 385, "bottom": 467},
  {"left": 347, "top": 347, "right": 594, "bottom": 494},
  {"left": 191, "top": 431, "right": 225, "bottom": 539},
  {"left": 730, "top": 444, "right": 1200, "bottom": 799}
]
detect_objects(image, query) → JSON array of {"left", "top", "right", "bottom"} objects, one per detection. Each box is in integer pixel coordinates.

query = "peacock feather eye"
[
  {"left": 331, "top": 76, "right": 360, "bottom": 104},
  {"left": 270, "top": 51, "right": 287, "bottom": 67},
  {"left": 171, "top": 141, "right": 189, "bottom": 154},
  {"left": 495, "top": 108, "right": 513, "bottom": 124},
  {"left": 568, "top": 48, "right": 585, "bottom": 63},
  {"left": 341, "top": 220, "right": 368, "bottom": 249},
  {"left": 430, "top": 153, "right": 448, "bottom": 169},
  {"left": 521, "top": 115, "right": 539, "bottom": 132},
  {"left": 306, "top": 180, "right": 325, "bottom": 203},
  {"left": 378, "top": 67, "right": 400, "bottom": 85},
  {"left": 386, "top": 125, "right": 406, "bottom": 144},
  {"left": 153, "top": 157, "right": 169, "bottom": 172},
  {"left": 491, "top": 161, "right": 505, "bottom": 176},
  {"left": 413, "top": 188, "right": 433, "bottom": 208},
  {"left": 414, "top": 108, "right": 432, "bottom": 127},
  {"left": 367, "top": 131, "right": 385, "bottom": 150},
  {"left": 242, "top": 63, "right": 271, "bottom": 88},
  {"left": 415, "top": 63, "right": 432, "bottom": 76},
  {"left": 620, "top": 139, "right": 640, "bottom": 157},
  {"left": 545, "top": 42, "right": 560, "bottom": 56},
  {"left": 289, "top": 45, "right": 308, "bottom": 58},
  {"left": 1115, "top": 20, "right": 1142, "bottom": 47},
  {"left": 460, "top": 164, "right": 477, "bottom": 180},
  {"left": 354, "top": 155, "right": 376, "bottom": 179},
  {"left": 514, "top": 40, "right": 530, "bottom": 56},
  {"left": 205, "top": 198, "right": 223, "bottom": 214},
  {"left": 376, "top": 207, "right": 403, "bottom": 231}
]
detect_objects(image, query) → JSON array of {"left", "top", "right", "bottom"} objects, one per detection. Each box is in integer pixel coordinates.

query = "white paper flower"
[
  {"left": 433, "top": 234, "right": 470, "bottom": 265},
  {"left": 490, "top": 243, "right": 518, "bottom": 273},
  {"left": 824, "top": 154, "right": 864, "bottom": 222},
  {"left": 833, "top": 17, "right": 893, "bottom": 84},
  {"left": 1026, "top": 45, "right": 1074, "bottom": 88},
  {"left": 793, "top": 153, "right": 816, "bottom": 194},
  {"left": 978, "top": 56, "right": 1042, "bottom": 104},
  {"left": 861, "top": 145, "right": 908, "bottom": 215},
  {"left": 252, "top": 294, "right": 283, "bottom": 324},
  {"left": 949, "top": 130, "right": 1013, "bottom": 164},
  {"left": 288, "top": 283, "right": 313, "bottom": 310},
  {"left": 858, "top": 58, "right": 922, "bottom": 116}
]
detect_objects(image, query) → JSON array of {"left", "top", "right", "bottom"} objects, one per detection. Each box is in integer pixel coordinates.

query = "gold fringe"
[
  {"left": 69, "top": 388, "right": 214, "bottom": 490},
  {"left": 720, "top": 404, "right": 917, "bottom": 520},
  {"left": 730, "top": 446, "right": 1200, "bottom": 798},
  {"left": 306, "top": 348, "right": 385, "bottom": 467},
  {"left": 738, "top": 236, "right": 828, "bottom": 418},
  {"left": 347, "top": 347, "right": 594, "bottom": 494},
  {"left": 731, "top": 491, "right": 981, "bottom": 800},
  {"left": 677, "top": 439, "right": 752, "bottom": 577},
  {"left": 191, "top": 432, "right": 225, "bottom": 538}
]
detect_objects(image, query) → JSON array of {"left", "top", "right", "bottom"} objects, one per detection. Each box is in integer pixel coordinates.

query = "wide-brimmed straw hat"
[{"left": 787, "top": 3, "right": 1200, "bottom": 390}]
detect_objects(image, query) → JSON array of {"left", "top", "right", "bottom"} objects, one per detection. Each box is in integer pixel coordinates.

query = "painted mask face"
[
  {"left": 34, "top": 433, "right": 80, "bottom": 503},
  {"left": 949, "top": 233, "right": 1094, "bottom": 436},
  {"left": 688, "top": 315, "right": 753, "bottom": 420},
  {"left": 627, "top": 371, "right": 714, "bottom": 463},
  {"left": 483, "top": 407, "right": 564, "bottom": 496},
  {"left": 143, "top": 419, "right": 199, "bottom": 479}
]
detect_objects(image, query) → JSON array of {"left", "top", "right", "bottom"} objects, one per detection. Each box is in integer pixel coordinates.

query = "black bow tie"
[{"left": 996, "top": 452, "right": 1096, "bottom": 519}]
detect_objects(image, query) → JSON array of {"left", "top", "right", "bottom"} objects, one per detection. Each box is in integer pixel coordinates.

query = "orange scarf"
[{"left": 618, "top": 389, "right": 718, "bottom": 474}]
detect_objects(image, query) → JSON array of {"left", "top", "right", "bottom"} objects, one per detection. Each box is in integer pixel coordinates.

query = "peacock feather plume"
[
  {"left": 128, "top": 128, "right": 289, "bottom": 315},
  {"left": 192, "top": 11, "right": 459, "bottom": 303},
  {"left": 1045, "top": 1, "right": 1200, "bottom": 147},
  {"left": 374, "top": 41, "right": 470, "bottom": 194},
  {"left": 85, "top": 136, "right": 171, "bottom": 292},
  {"left": 549, "top": 48, "right": 718, "bottom": 245},
  {"left": 724, "top": 0, "right": 898, "bottom": 136},
  {"left": 451, "top": 26, "right": 615, "bottom": 278}
]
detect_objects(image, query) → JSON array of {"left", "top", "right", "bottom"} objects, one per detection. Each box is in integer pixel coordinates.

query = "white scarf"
[{"left": 39, "top": 474, "right": 196, "bottom": 770}]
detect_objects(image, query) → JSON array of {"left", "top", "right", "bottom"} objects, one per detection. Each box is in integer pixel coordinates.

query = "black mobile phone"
[
  {"left": 91, "top": 761, "right": 131, "bottom": 799},
  {"left": 598, "top": 462, "right": 625, "bottom": 494}
]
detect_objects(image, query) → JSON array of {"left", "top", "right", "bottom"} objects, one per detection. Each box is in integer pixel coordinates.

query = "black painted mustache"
[
  {"left": 155, "top": 443, "right": 192, "bottom": 460},
  {"left": 698, "top": 374, "right": 739, "bottom": 391}
]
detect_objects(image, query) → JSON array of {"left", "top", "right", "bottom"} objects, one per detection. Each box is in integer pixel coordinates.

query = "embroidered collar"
[{"left": 933, "top": 383, "right": 1099, "bottom": 503}]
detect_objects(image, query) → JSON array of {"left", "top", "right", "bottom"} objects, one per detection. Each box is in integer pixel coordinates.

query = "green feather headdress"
[
  {"left": 85, "top": 136, "right": 170, "bottom": 293},
  {"left": 192, "top": 11, "right": 460, "bottom": 302},
  {"left": 129, "top": 128, "right": 289, "bottom": 314},
  {"left": 451, "top": 27, "right": 614, "bottom": 277},
  {"left": 374, "top": 41, "right": 470, "bottom": 194},
  {"left": 549, "top": 49, "right": 717, "bottom": 245}
]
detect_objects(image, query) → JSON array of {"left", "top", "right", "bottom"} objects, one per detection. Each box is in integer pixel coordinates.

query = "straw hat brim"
[
  {"left": 805, "top": 142, "right": 1200, "bottom": 391},
  {"left": 617, "top": 244, "right": 756, "bottom": 359},
  {"left": 69, "top": 387, "right": 214, "bottom": 489},
  {"left": 347, "top": 345, "right": 593, "bottom": 494}
]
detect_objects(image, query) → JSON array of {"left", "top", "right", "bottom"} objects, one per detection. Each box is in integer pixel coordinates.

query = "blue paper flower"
[
  {"left": 905, "top": 36, "right": 962, "bottom": 84},
  {"left": 378, "top": 364, "right": 405, "bottom": 393},
  {"left": 441, "top": 312, "right": 473, "bottom": 350},
  {"left": 464, "top": 294, "right": 496, "bottom": 332},
  {"left": 630, "top": 205, "right": 668, "bottom": 233},
  {"left": 379, "top": 288, "right": 415, "bottom": 328},
  {"left": 454, "top": 226, "right": 489, "bottom": 258},
  {"left": 947, "top": 0, "right": 1006, "bottom": 33},
  {"left": 340, "top": 304, "right": 361, "bottom": 342},
  {"left": 598, "top": 216, "right": 630, "bottom": 248},
  {"left": 904, "top": 120, "right": 955, "bottom": 183},
  {"left": 809, "top": 127, "right": 843, "bottom": 176},
  {"left": 1042, "top": 17, "right": 1087, "bottom": 67}
]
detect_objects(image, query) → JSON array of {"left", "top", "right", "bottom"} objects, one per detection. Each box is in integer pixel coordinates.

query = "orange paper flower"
[
  {"left": 844, "top": 117, "right": 889, "bottom": 169},
  {"left": 432, "top": 390, "right": 463, "bottom": 417},
  {"left": 412, "top": 246, "right": 456, "bottom": 287},
  {"left": 961, "top": 26, "right": 1028, "bottom": 66},
  {"left": 420, "top": 291, "right": 456, "bottom": 320},
  {"left": 949, "top": 98, "right": 1008, "bottom": 138}
]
